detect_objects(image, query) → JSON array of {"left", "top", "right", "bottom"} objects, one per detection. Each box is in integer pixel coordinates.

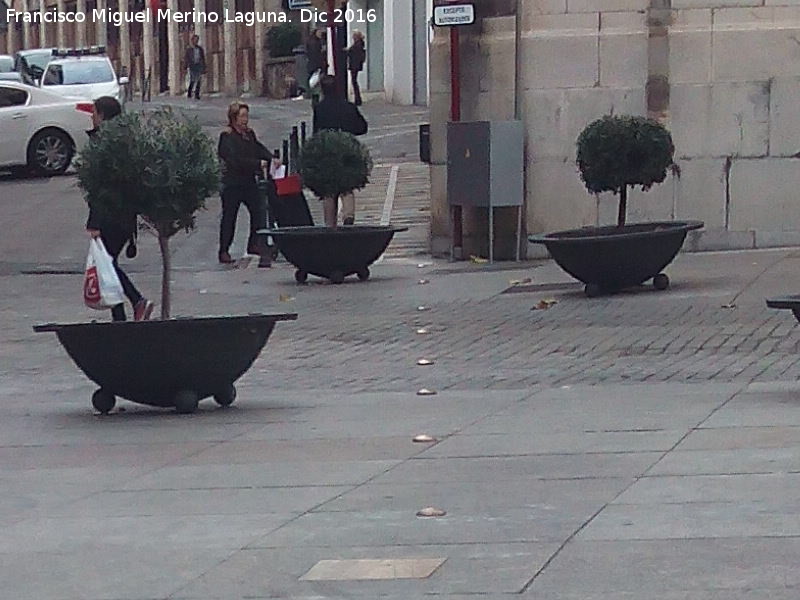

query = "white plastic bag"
[
  {"left": 83, "top": 238, "right": 126, "bottom": 310},
  {"left": 309, "top": 69, "right": 323, "bottom": 90}
]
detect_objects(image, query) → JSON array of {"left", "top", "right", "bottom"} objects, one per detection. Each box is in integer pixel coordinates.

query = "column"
[
  {"left": 119, "top": 1, "right": 131, "bottom": 78},
  {"left": 167, "top": 0, "right": 180, "bottom": 94},
  {"left": 194, "top": 0, "right": 205, "bottom": 46},
  {"left": 56, "top": 0, "right": 66, "bottom": 47},
  {"left": 94, "top": 0, "right": 106, "bottom": 47},
  {"left": 253, "top": 0, "right": 265, "bottom": 95},
  {"left": 142, "top": 6, "right": 154, "bottom": 92},
  {"left": 39, "top": 0, "right": 48, "bottom": 47},
  {"left": 75, "top": 0, "right": 87, "bottom": 47},
  {"left": 222, "top": 0, "right": 236, "bottom": 95},
  {"left": 22, "top": 0, "right": 31, "bottom": 49},
  {"left": 6, "top": 6, "right": 17, "bottom": 53}
]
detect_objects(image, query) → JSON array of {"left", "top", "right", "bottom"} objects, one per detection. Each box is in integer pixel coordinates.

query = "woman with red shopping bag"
[{"left": 84, "top": 97, "right": 153, "bottom": 322}]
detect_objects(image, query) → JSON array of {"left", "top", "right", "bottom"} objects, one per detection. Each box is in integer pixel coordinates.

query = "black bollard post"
[
  {"left": 282, "top": 139, "right": 289, "bottom": 171},
  {"left": 300, "top": 121, "right": 307, "bottom": 146},
  {"left": 289, "top": 127, "right": 299, "bottom": 174}
]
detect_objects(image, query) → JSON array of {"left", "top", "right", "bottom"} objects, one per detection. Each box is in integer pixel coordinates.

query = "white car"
[
  {"left": 0, "top": 80, "right": 94, "bottom": 176},
  {"left": 41, "top": 53, "right": 127, "bottom": 104}
]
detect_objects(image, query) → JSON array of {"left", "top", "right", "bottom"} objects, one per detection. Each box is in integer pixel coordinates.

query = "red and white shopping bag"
[{"left": 84, "top": 238, "right": 125, "bottom": 310}]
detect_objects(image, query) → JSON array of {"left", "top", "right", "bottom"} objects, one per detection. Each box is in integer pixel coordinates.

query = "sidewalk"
[{"left": 3, "top": 239, "right": 800, "bottom": 598}]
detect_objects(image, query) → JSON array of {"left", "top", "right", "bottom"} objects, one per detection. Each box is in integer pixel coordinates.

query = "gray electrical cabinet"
[{"left": 447, "top": 120, "right": 524, "bottom": 261}]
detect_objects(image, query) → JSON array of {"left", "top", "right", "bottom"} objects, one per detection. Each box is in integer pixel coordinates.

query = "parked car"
[
  {"left": 13, "top": 48, "right": 55, "bottom": 85},
  {"left": 40, "top": 48, "right": 128, "bottom": 103},
  {"left": 0, "top": 80, "right": 94, "bottom": 176},
  {"left": 0, "top": 55, "right": 14, "bottom": 73}
]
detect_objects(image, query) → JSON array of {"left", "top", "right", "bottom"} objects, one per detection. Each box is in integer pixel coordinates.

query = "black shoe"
[{"left": 343, "top": 217, "right": 355, "bottom": 226}]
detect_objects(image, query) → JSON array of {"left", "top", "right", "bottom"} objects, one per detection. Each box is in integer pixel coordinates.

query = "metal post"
[
  {"left": 290, "top": 126, "right": 299, "bottom": 174},
  {"left": 282, "top": 139, "right": 289, "bottom": 169},
  {"left": 449, "top": 14, "right": 463, "bottom": 259},
  {"left": 300, "top": 121, "right": 307, "bottom": 145}
]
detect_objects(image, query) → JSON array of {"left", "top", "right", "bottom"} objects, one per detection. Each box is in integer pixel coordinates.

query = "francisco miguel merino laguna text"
[{"left": 6, "top": 9, "right": 291, "bottom": 28}]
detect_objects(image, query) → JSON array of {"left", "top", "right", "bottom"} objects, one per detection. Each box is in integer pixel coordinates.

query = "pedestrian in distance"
[
  {"left": 185, "top": 34, "right": 206, "bottom": 100},
  {"left": 313, "top": 74, "right": 368, "bottom": 227},
  {"left": 305, "top": 28, "right": 327, "bottom": 102},
  {"left": 346, "top": 30, "right": 366, "bottom": 106},
  {"left": 85, "top": 96, "right": 154, "bottom": 322},
  {"left": 217, "top": 101, "right": 273, "bottom": 267}
]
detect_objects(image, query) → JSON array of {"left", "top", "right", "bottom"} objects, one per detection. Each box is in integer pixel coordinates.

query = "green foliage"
[
  {"left": 266, "top": 22, "right": 302, "bottom": 58},
  {"left": 75, "top": 108, "right": 219, "bottom": 239},
  {"left": 299, "top": 130, "right": 373, "bottom": 199},
  {"left": 576, "top": 115, "right": 675, "bottom": 197}
]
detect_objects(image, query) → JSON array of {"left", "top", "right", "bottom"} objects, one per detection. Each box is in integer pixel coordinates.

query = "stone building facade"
[{"left": 429, "top": 0, "right": 800, "bottom": 258}]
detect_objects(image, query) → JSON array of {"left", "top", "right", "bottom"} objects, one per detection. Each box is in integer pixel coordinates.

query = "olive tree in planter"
[
  {"left": 529, "top": 115, "right": 704, "bottom": 297},
  {"left": 264, "top": 129, "right": 406, "bottom": 284},
  {"left": 76, "top": 108, "right": 218, "bottom": 320},
  {"left": 33, "top": 108, "right": 297, "bottom": 415},
  {"left": 299, "top": 128, "right": 373, "bottom": 228}
]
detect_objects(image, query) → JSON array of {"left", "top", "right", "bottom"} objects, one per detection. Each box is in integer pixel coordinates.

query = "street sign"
[
  {"left": 433, "top": 3, "right": 475, "bottom": 27},
  {"left": 288, "top": 0, "right": 312, "bottom": 8}
]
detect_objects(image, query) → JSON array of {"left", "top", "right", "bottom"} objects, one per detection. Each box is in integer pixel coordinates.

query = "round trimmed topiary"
[
  {"left": 266, "top": 22, "right": 302, "bottom": 58},
  {"left": 299, "top": 129, "right": 373, "bottom": 201},
  {"left": 576, "top": 115, "right": 675, "bottom": 227}
]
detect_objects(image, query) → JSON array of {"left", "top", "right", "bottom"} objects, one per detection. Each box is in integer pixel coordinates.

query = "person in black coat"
[
  {"left": 217, "top": 101, "right": 272, "bottom": 266},
  {"left": 346, "top": 30, "right": 366, "bottom": 106},
  {"left": 312, "top": 75, "right": 368, "bottom": 227},
  {"left": 184, "top": 34, "right": 206, "bottom": 100},
  {"left": 305, "top": 28, "right": 327, "bottom": 98},
  {"left": 85, "top": 96, "right": 153, "bottom": 322}
]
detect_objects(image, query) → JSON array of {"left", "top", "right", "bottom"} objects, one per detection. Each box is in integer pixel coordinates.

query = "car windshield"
[
  {"left": 0, "top": 57, "right": 13, "bottom": 73},
  {"left": 43, "top": 61, "right": 114, "bottom": 86}
]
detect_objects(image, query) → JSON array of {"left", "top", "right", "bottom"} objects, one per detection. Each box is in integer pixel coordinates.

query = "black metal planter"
[
  {"left": 766, "top": 296, "right": 800, "bottom": 323},
  {"left": 33, "top": 314, "right": 297, "bottom": 414},
  {"left": 261, "top": 225, "right": 408, "bottom": 284},
  {"left": 529, "top": 221, "right": 704, "bottom": 297}
]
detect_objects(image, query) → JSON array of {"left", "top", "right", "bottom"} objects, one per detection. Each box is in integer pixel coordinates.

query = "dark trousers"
[
  {"left": 187, "top": 69, "right": 202, "bottom": 99},
  {"left": 101, "top": 230, "right": 143, "bottom": 322},
  {"left": 219, "top": 184, "right": 267, "bottom": 255},
  {"left": 350, "top": 70, "right": 362, "bottom": 105}
]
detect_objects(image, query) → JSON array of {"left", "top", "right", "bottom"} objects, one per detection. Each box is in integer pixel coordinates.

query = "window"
[
  {"left": 0, "top": 86, "right": 28, "bottom": 107},
  {"left": 43, "top": 61, "right": 115, "bottom": 86}
]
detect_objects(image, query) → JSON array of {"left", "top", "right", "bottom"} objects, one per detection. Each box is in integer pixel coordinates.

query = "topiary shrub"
[
  {"left": 299, "top": 129, "right": 373, "bottom": 200},
  {"left": 266, "top": 22, "right": 302, "bottom": 58},
  {"left": 576, "top": 115, "right": 675, "bottom": 227},
  {"left": 75, "top": 107, "right": 219, "bottom": 319}
]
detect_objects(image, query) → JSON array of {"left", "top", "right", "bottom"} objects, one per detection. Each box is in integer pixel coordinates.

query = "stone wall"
[{"left": 429, "top": 0, "right": 800, "bottom": 257}]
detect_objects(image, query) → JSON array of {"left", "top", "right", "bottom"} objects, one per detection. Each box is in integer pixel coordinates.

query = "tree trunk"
[
  {"left": 158, "top": 233, "right": 171, "bottom": 320},
  {"left": 617, "top": 185, "right": 628, "bottom": 227}
]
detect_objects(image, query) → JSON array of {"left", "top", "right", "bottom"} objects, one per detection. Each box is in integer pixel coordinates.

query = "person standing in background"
[
  {"left": 346, "top": 30, "right": 366, "bottom": 106},
  {"left": 305, "top": 28, "right": 327, "bottom": 102},
  {"left": 185, "top": 35, "right": 206, "bottom": 101}
]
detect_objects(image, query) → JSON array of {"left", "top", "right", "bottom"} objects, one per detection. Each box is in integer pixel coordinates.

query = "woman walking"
[
  {"left": 217, "top": 101, "right": 272, "bottom": 267},
  {"left": 85, "top": 96, "right": 153, "bottom": 322},
  {"left": 346, "top": 30, "right": 366, "bottom": 106}
]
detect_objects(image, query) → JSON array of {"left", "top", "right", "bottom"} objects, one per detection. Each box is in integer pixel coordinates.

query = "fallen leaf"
[
  {"left": 470, "top": 255, "right": 488, "bottom": 264},
  {"left": 418, "top": 279, "right": 430, "bottom": 285},
  {"left": 417, "top": 306, "right": 430, "bottom": 312},
  {"left": 721, "top": 303, "right": 736, "bottom": 310},
  {"left": 416, "top": 358, "right": 434, "bottom": 366},
  {"left": 413, "top": 434, "right": 437, "bottom": 443},
  {"left": 279, "top": 294, "right": 295, "bottom": 302},
  {"left": 509, "top": 277, "right": 533, "bottom": 286},
  {"left": 532, "top": 298, "right": 558, "bottom": 310},
  {"left": 416, "top": 328, "right": 430, "bottom": 335},
  {"left": 417, "top": 388, "right": 437, "bottom": 396}
]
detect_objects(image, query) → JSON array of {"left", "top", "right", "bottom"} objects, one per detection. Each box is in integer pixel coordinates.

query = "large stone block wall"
[{"left": 429, "top": 0, "right": 800, "bottom": 256}]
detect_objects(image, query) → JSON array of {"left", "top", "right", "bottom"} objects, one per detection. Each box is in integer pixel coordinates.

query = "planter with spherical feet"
[
  {"left": 260, "top": 225, "right": 407, "bottom": 284},
  {"left": 529, "top": 221, "right": 703, "bottom": 297},
  {"left": 33, "top": 314, "right": 297, "bottom": 414}
]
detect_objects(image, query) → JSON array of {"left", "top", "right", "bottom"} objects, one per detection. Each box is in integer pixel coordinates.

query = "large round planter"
[
  {"left": 766, "top": 296, "right": 800, "bottom": 322},
  {"left": 529, "top": 221, "right": 703, "bottom": 297},
  {"left": 33, "top": 313, "right": 297, "bottom": 414},
  {"left": 261, "top": 225, "right": 408, "bottom": 284}
]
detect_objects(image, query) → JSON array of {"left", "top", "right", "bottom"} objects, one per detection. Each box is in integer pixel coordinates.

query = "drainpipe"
[{"left": 514, "top": 0, "right": 524, "bottom": 260}]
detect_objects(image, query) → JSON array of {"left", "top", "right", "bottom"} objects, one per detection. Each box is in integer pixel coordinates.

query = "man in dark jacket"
[
  {"left": 185, "top": 35, "right": 206, "bottom": 100},
  {"left": 305, "top": 28, "right": 326, "bottom": 101},
  {"left": 313, "top": 75, "right": 368, "bottom": 227},
  {"left": 346, "top": 30, "right": 366, "bottom": 106}
]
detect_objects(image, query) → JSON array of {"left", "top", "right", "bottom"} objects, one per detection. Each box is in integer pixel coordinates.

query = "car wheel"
[{"left": 27, "top": 129, "right": 73, "bottom": 176}]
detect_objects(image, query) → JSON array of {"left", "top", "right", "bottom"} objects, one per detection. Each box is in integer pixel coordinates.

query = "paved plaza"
[{"left": 2, "top": 96, "right": 800, "bottom": 599}]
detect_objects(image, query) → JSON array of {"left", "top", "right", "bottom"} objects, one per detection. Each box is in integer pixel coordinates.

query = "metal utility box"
[{"left": 446, "top": 120, "right": 524, "bottom": 261}]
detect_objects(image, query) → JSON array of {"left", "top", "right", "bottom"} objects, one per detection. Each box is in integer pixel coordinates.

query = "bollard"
[
  {"left": 300, "top": 121, "right": 307, "bottom": 145},
  {"left": 289, "top": 127, "right": 299, "bottom": 174}
]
